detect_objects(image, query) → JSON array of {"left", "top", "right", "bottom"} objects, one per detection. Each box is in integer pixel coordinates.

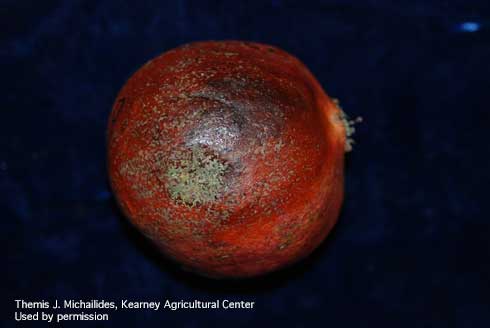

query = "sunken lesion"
[{"left": 165, "top": 145, "right": 229, "bottom": 207}]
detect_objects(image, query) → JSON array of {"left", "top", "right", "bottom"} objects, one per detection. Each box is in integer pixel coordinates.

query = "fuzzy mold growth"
[{"left": 165, "top": 145, "right": 228, "bottom": 207}]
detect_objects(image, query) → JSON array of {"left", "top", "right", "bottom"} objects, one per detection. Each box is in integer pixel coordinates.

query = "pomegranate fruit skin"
[{"left": 107, "top": 41, "right": 347, "bottom": 278}]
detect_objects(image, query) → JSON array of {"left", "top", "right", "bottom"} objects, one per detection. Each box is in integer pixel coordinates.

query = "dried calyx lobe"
[{"left": 333, "top": 98, "right": 362, "bottom": 152}]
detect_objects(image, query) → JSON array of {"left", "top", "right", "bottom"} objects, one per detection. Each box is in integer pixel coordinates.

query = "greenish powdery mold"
[
  {"left": 333, "top": 98, "right": 363, "bottom": 152},
  {"left": 165, "top": 145, "right": 228, "bottom": 207}
]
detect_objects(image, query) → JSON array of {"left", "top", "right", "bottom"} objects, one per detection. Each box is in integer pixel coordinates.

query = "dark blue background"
[{"left": 3, "top": 0, "right": 490, "bottom": 327}]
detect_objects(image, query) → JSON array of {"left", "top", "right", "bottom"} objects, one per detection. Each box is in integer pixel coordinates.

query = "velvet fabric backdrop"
[{"left": 3, "top": 1, "right": 489, "bottom": 327}]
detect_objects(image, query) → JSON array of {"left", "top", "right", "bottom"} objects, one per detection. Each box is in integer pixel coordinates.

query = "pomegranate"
[{"left": 107, "top": 41, "right": 356, "bottom": 278}]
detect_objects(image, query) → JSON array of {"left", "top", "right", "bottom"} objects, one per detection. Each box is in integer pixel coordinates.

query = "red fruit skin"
[{"left": 107, "top": 41, "right": 347, "bottom": 278}]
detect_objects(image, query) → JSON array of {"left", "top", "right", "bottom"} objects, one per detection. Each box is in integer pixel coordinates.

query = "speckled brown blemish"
[{"left": 111, "top": 97, "right": 126, "bottom": 124}]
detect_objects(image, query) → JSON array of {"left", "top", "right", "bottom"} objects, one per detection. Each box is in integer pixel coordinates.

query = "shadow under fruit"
[{"left": 107, "top": 41, "right": 354, "bottom": 278}]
